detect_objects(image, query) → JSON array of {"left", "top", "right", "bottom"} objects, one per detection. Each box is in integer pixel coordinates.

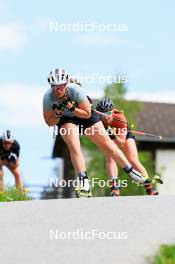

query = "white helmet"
[
  {"left": 47, "top": 68, "right": 68, "bottom": 85},
  {"left": 2, "top": 130, "right": 14, "bottom": 142}
]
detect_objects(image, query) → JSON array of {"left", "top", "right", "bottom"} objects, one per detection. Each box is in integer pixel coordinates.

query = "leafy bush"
[
  {"left": 0, "top": 186, "right": 32, "bottom": 202},
  {"left": 147, "top": 244, "right": 175, "bottom": 264}
]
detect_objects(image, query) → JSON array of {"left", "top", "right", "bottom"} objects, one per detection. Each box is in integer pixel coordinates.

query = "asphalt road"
[{"left": 0, "top": 196, "right": 175, "bottom": 264}]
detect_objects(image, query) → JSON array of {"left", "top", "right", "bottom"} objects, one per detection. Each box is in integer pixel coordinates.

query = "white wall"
[{"left": 156, "top": 149, "right": 175, "bottom": 195}]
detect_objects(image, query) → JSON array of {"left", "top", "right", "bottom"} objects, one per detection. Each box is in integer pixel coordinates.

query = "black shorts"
[
  {"left": 126, "top": 126, "right": 135, "bottom": 140},
  {"left": 108, "top": 130, "right": 135, "bottom": 141},
  {"left": 57, "top": 111, "right": 101, "bottom": 134}
]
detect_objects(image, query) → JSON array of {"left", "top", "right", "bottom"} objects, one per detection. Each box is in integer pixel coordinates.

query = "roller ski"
[
  {"left": 142, "top": 176, "right": 162, "bottom": 195},
  {"left": 126, "top": 166, "right": 163, "bottom": 185},
  {"left": 145, "top": 186, "right": 159, "bottom": 195},
  {"left": 75, "top": 176, "right": 92, "bottom": 198},
  {"left": 110, "top": 179, "right": 120, "bottom": 197},
  {"left": 134, "top": 175, "right": 163, "bottom": 187},
  {"left": 75, "top": 187, "right": 92, "bottom": 198}
]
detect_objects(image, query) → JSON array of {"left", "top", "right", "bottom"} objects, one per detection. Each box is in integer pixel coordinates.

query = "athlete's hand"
[
  {"left": 52, "top": 103, "right": 63, "bottom": 117},
  {"left": 59, "top": 98, "right": 73, "bottom": 110},
  {"left": 100, "top": 113, "right": 113, "bottom": 124},
  {"left": 53, "top": 108, "right": 62, "bottom": 117},
  {"left": 66, "top": 101, "right": 74, "bottom": 109},
  {"left": 52, "top": 104, "right": 63, "bottom": 117}
]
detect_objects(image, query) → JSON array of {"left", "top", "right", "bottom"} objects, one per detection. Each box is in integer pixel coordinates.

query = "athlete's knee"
[
  {"left": 0, "top": 160, "right": 5, "bottom": 168},
  {"left": 8, "top": 162, "right": 19, "bottom": 170},
  {"left": 118, "top": 141, "right": 125, "bottom": 149},
  {"left": 106, "top": 155, "right": 115, "bottom": 165}
]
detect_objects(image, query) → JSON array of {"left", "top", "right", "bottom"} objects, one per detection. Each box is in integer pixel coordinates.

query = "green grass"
[
  {"left": 148, "top": 245, "right": 175, "bottom": 264},
  {"left": 0, "top": 186, "right": 32, "bottom": 202}
]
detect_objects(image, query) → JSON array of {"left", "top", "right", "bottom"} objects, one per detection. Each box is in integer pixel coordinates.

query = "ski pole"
[
  {"left": 92, "top": 109, "right": 134, "bottom": 128},
  {"left": 130, "top": 130, "right": 163, "bottom": 140}
]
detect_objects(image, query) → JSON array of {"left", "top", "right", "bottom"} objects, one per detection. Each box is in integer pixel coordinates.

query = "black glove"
[
  {"left": 52, "top": 98, "right": 77, "bottom": 113},
  {"left": 52, "top": 99, "right": 70, "bottom": 112},
  {"left": 52, "top": 103, "right": 65, "bottom": 117},
  {"left": 107, "top": 127, "right": 117, "bottom": 140}
]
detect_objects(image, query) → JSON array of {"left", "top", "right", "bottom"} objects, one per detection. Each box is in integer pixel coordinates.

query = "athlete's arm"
[
  {"left": 13, "top": 141, "right": 20, "bottom": 158},
  {"left": 43, "top": 92, "right": 61, "bottom": 126},
  {"left": 113, "top": 119, "right": 127, "bottom": 149},
  {"left": 106, "top": 126, "right": 126, "bottom": 148},
  {"left": 114, "top": 134, "right": 126, "bottom": 148},
  {"left": 67, "top": 97, "right": 91, "bottom": 119},
  {"left": 102, "top": 110, "right": 127, "bottom": 148},
  {"left": 43, "top": 111, "right": 60, "bottom": 127}
]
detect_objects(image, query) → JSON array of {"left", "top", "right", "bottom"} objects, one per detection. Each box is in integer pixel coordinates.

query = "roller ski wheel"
[
  {"left": 146, "top": 188, "right": 159, "bottom": 195},
  {"left": 152, "top": 175, "right": 163, "bottom": 184},
  {"left": 75, "top": 187, "right": 92, "bottom": 198},
  {"left": 111, "top": 182, "right": 120, "bottom": 197},
  {"left": 111, "top": 188, "right": 120, "bottom": 197}
]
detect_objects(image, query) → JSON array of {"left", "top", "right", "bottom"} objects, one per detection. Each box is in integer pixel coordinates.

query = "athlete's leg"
[
  {"left": 60, "top": 123, "right": 86, "bottom": 172},
  {"left": 7, "top": 159, "right": 23, "bottom": 188},
  {"left": 106, "top": 156, "right": 118, "bottom": 179},
  {"left": 84, "top": 121, "right": 146, "bottom": 183},
  {"left": 123, "top": 138, "right": 149, "bottom": 177},
  {"left": 85, "top": 122, "right": 129, "bottom": 167},
  {"left": 0, "top": 160, "right": 4, "bottom": 191},
  {"left": 0, "top": 160, "right": 8, "bottom": 191},
  {"left": 106, "top": 156, "right": 120, "bottom": 196},
  {"left": 123, "top": 138, "right": 158, "bottom": 195},
  {"left": 60, "top": 123, "right": 91, "bottom": 194}
]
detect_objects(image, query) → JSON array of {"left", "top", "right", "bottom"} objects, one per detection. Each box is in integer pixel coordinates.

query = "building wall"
[{"left": 156, "top": 149, "right": 175, "bottom": 195}]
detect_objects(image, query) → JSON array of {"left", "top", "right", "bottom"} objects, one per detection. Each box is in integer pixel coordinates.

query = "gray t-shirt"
[{"left": 43, "top": 83, "right": 87, "bottom": 117}]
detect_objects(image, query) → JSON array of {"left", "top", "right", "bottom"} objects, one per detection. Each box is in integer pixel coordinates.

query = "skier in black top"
[{"left": 0, "top": 130, "right": 22, "bottom": 191}]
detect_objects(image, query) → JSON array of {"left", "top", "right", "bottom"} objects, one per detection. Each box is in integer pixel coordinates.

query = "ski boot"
[{"left": 75, "top": 176, "right": 92, "bottom": 198}]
